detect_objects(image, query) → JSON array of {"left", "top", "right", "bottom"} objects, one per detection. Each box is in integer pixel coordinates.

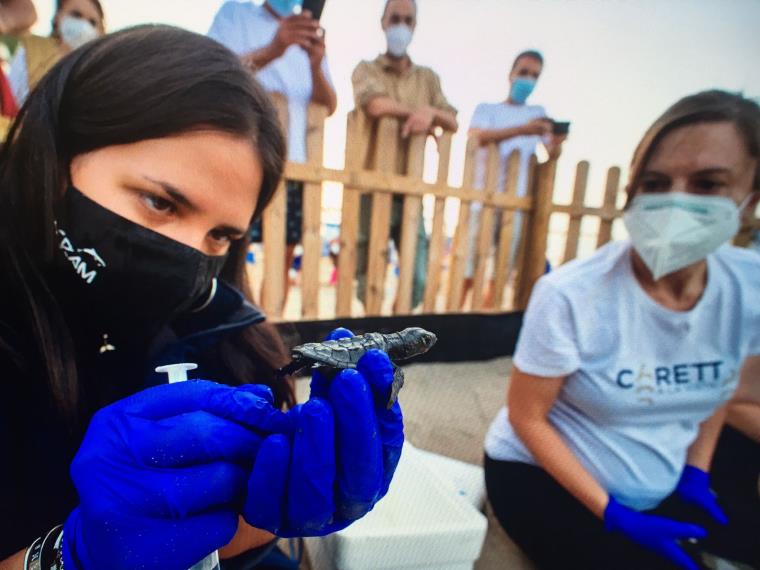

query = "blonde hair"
[{"left": 626, "top": 90, "right": 760, "bottom": 206}]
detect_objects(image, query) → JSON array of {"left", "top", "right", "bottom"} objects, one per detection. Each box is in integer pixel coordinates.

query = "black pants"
[
  {"left": 484, "top": 456, "right": 735, "bottom": 570},
  {"left": 709, "top": 425, "right": 760, "bottom": 567}
]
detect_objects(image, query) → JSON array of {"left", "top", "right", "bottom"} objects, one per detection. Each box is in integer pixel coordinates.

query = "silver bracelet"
[{"left": 24, "top": 537, "right": 42, "bottom": 570}]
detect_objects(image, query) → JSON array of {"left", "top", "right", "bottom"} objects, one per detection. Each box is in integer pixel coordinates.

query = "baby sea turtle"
[{"left": 279, "top": 327, "right": 437, "bottom": 409}]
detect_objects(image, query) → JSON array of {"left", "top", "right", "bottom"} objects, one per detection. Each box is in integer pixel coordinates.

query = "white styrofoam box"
[
  {"left": 412, "top": 447, "right": 486, "bottom": 511},
  {"left": 305, "top": 443, "right": 488, "bottom": 570}
]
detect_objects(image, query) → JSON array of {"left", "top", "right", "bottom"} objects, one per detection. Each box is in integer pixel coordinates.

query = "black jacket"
[{"left": 0, "top": 281, "right": 264, "bottom": 559}]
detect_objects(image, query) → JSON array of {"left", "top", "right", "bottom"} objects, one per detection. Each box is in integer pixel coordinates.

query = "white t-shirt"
[
  {"left": 485, "top": 240, "right": 760, "bottom": 511},
  {"left": 207, "top": 1, "right": 334, "bottom": 163},
  {"left": 464, "top": 102, "right": 547, "bottom": 278}
]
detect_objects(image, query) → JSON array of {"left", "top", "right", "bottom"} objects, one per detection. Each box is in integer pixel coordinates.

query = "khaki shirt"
[{"left": 351, "top": 54, "right": 457, "bottom": 173}]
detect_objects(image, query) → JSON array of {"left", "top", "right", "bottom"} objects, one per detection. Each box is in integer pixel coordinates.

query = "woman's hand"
[
  {"left": 242, "top": 328, "right": 405, "bottom": 537},
  {"left": 604, "top": 497, "right": 706, "bottom": 570},
  {"left": 63, "top": 381, "right": 291, "bottom": 570},
  {"left": 675, "top": 465, "right": 728, "bottom": 525}
]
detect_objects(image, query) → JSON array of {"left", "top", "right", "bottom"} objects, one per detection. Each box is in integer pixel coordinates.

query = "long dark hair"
[{"left": 0, "top": 25, "right": 295, "bottom": 420}]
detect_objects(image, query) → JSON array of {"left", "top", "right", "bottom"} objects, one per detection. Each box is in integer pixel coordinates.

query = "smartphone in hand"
[
  {"left": 302, "top": 0, "right": 327, "bottom": 20},
  {"left": 551, "top": 121, "right": 571, "bottom": 135}
]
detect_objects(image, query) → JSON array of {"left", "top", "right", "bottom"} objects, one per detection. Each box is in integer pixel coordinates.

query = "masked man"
[{"left": 351, "top": 0, "right": 458, "bottom": 310}]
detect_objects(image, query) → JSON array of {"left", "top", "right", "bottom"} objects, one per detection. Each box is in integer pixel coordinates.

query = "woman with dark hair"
[
  {"left": 0, "top": 25, "right": 403, "bottom": 570},
  {"left": 7, "top": 0, "right": 105, "bottom": 105},
  {"left": 483, "top": 90, "right": 760, "bottom": 570}
]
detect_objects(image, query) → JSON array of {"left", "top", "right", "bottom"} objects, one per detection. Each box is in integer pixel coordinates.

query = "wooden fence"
[{"left": 254, "top": 103, "right": 759, "bottom": 321}]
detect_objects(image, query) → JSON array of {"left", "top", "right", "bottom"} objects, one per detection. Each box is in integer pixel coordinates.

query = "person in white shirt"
[
  {"left": 483, "top": 90, "right": 760, "bottom": 570},
  {"left": 461, "top": 50, "right": 567, "bottom": 308},
  {"left": 208, "top": 0, "right": 337, "bottom": 310}
]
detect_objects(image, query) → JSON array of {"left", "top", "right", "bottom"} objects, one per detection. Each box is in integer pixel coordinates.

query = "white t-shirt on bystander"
[
  {"left": 465, "top": 102, "right": 547, "bottom": 278},
  {"left": 208, "top": 1, "right": 333, "bottom": 163},
  {"left": 485, "top": 240, "right": 760, "bottom": 511}
]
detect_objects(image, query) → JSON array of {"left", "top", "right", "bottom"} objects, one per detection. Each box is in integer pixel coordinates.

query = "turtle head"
[{"left": 399, "top": 327, "right": 437, "bottom": 358}]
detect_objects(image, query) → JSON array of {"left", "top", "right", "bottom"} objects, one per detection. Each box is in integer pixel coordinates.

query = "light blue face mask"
[
  {"left": 268, "top": 0, "right": 303, "bottom": 17},
  {"left": 510, "top": 77, "right": 537, "bottom": 104}
]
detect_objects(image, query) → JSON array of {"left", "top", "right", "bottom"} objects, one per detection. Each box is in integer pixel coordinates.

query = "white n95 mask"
[
  {"left": 623, "top": 192, "right": 742, "bottom": 280},
  {"left": 60, "top": 15, "right": 99, "bottom": 50},
  {"left": 385, "top": 24, "right": 413, "bottom": 57}
]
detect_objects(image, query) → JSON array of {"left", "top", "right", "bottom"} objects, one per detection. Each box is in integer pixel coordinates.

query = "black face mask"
[{"left": 52, "top": 187, "right": 227, "bottom": 346}]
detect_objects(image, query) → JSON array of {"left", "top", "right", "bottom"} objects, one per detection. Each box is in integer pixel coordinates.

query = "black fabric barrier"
[{"left": 276, "top": 312, "right": 524, "bottom": 364}]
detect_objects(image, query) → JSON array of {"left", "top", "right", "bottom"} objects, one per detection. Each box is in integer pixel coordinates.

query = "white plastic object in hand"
[
  {"left": 155, "top": 363, "right": 199, "bottom": 384},
  {"left": 154, "top": 362, "right": 221, "bottom": 570}
]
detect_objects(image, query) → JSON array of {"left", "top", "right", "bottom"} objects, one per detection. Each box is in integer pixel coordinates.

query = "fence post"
[
  {"left": 514, "top": 157, "right": 557, "bottom": 310},
  {"left": 562, "top": 161, "right": 590, "bottom": 263},
  {"left": 445, "top": 137, "right": 479, "bottom": 311},
  {"left": 423, "top": 133, "right": 453, "bottom": 312},
  {"left": 596, "top": 166, "right": 621, "bottom": 248},
  {"left": 491, "top": 150, "right": 521, "bottom": 309},
  {"left": 336, "top": 112, "right": 368, "bottom": 318},
  {"left": 261, "top": 95, "right": 289, "bottom": 318},
  {"left": 395, "top": 134, "right": 426, "bottom": 314},
  {"left": 300, "top": 104, "right": 328, "bottom": 319},
  {"left": 471, "top": 145, "right": 500, "bottom": 311},
  {"left": 365, "top": 118, "right": 398, "bottom": 315}
]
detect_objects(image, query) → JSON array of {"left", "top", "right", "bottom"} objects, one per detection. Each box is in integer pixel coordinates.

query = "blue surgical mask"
[
  {"left": 510, "top": 78, "right": 536, "bottom": 104},
  {"left": 268, "top": 0, "right": 303, "bottom": 17}
]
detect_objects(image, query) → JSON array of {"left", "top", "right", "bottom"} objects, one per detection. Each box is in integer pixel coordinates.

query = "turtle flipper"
[{"left": 387, "top": 364, "right": 405, "bottom": 409}]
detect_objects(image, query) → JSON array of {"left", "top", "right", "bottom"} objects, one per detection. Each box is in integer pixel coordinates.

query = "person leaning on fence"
[
  {"left": 351, "top": 0, "right": 458, "bottom": 310},
  {"left": 461, "top": 49, "right": 567, "bottom": 309},
  {"left": 7, "top": 0, "right": 104, "bottom": 106},
  {"left": 208, "top": 0, "right": 337, "bottom": 313},
  {"left": 483, "top": 90, "right": 760, "bottom": 570},
  {"left": 0, "top": 26, "right": 403, "bottom": 570}
]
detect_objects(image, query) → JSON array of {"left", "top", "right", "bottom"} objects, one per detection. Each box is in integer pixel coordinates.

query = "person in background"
[
  {"left": 0, "top": 26, "right": 402, "bottom": 570},
  {"left": 483, "top": 90, "right": 760, "bottom": 570},
  {"left": 461, "top": 50, "right": 567, "bottom": 308},
  {"left": 0, "top": 0, "right": 36, "bottom": 35},
  {"left": 7, "top": 0, "right": 104, "bottom": 106},
  {"left": 208, "top": 0, "right": 337, "bottom": 313},
  {"left": 352, "top": 0, "right": 458, "bottom": 310}
]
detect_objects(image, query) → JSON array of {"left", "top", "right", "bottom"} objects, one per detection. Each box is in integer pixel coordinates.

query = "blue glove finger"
[
  {"left": 244, "top": 434, "right": 290, "bottom": 534},
  {"left": 125, "top": 412, "right": 263, "bottom": 467},
  {"left": 113, "top": 381, "right": 292, "bottom": 435},
  {"left": 310, "top": 328, "right": 355, "bottom": 399},
  {"left": 700, "top": 496, "right": 729, "bottom": 526},
  {"left": 237, "top": 384, "right": 275, "bottom": 405},
  {"left": 148, "top": 462, "right": 249, "bottom": 518},
  {"left": 676, "top": 466, "right": 729, "bottom": 525},
  {"left": 287, "top": 398, "right": 336, "bottom": 533},
  {"left": 659, "top": 540, "right": 701, "bottom": 570},
  {"left": 329, "top": 369, "right": 383, "bottom": 520},
  {"left": 356, "top": 351, "right": 405, "bottom": 493},
  {"left": 654, "top": 517, "right": 708, "bottom": 541}
]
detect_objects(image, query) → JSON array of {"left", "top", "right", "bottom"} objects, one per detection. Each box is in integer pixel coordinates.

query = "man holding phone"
[
  {"left": 208, "top": 0, "right": 337, "bottom": 311},
  {"left": 461, "top": 49, "right": 568, "bottom": 308}
]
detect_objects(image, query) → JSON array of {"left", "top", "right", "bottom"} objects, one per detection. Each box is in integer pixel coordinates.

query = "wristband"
[
  {"left": 24, "top": 537, "right": 42, "bottom": 570},
  {"left": 26, "top": 525, "right": 64, "bottom": 570}
]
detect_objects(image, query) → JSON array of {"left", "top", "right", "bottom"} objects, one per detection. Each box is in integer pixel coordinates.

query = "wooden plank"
[
  {"left": 423, "top": 133, "right": 453, "bottom": 312},
  {"left": 365, "top": 118, "right": 398, "bottom": 315},
  {"left": 395, "top": 134, "right": 426, "bottom": 314},
  {"left": 491, "top": 150, "right": 521, "bottom": 310},
  {"left": 596, "top": 166, "right": 621, "bottom": 247},
  {"left": 511, "top": 158, "right": 536, "bottom": 309},
  {"left": 283, "top": 162, "right": 533, "bottom": 208},
  {"left": 562, "top": 161, "right": 590, "bottom": 263},
  {"left": 445, "top": 137, "right": 479, "bottom": 311},
  {"left": 300, "top": 104, "right": 328, "bottom": 319},
  {"left": 336, "top": 112, "right": 368, "bottom": 317},
  {"left": 471, "top": 145, "right": 500, "bottom": 311},
  {"left": 261, "top": 95, "right": 289, "bottom": 319},
  {"left": 515, "top": 157, "right": 556, "bottom": 310}
]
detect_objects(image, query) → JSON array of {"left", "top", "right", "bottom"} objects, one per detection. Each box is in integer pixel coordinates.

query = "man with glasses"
[{"left": 351, "top": 0, "right": 458, "bottom": 310}]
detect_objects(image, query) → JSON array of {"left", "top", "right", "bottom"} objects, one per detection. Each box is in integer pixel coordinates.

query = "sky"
[{"left": 32, "top": 0, "right": 760, "bottom": 256}]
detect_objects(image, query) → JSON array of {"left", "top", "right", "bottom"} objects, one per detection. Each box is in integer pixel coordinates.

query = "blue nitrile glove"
[
  {"left": 242, "top": 328, "right": 404, "bottom": 537},
  {"left": 604, "top": 496, "right": 707, "bottom": 570},
  {"left": 63, "top": 381, "right": 292, "bottom": 570},
  {"left": 675, "top": 465, "right": 729, "bottom": 525}
]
